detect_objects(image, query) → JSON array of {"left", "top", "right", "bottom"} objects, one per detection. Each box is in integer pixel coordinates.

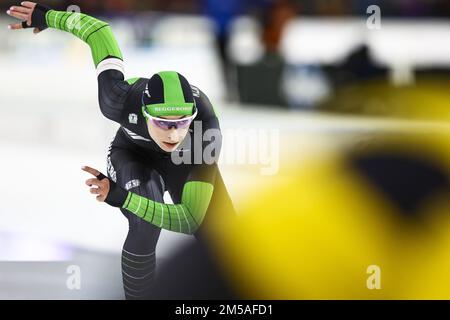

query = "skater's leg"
[
  {"left": 119, "top": 163, "right": 166, "bottom": 300},
  {"left": 121, "top": 208, "right": 161, "bottom": 300},
  {"left": 108, "top": 147, "right": 166, "bottom": 300}
]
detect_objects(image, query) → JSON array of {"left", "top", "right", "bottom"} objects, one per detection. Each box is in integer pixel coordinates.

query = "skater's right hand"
[
  {"left": 82, "top": 166, "right": 111, "bottom": 203},
  {"left": 6, "top": 2, "right": 49, "bottom": 34},
  {"left": 82, "top": 165, "right": 129, "bottom": 208}
]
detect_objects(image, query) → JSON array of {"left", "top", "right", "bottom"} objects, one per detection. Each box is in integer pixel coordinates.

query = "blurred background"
[{"left": 0, "top": 0, "right": 449, "bottom": 299}]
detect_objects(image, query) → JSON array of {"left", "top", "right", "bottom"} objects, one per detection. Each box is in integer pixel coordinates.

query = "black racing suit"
[
  {"left": 103, "top": 74, "right": 235, "bottom": 300},
  {"left": 32, "top": 4, "right": 235, "bottom": 299}
]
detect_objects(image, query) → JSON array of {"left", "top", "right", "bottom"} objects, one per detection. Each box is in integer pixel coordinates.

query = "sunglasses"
[{"left": 147, "top": 111, "right": 197, "bottom": 130}]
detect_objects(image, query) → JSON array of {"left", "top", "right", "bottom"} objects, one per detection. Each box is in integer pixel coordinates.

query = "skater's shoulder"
[{"left": 190, "top": 85, "right": 218, "bottom": 116}]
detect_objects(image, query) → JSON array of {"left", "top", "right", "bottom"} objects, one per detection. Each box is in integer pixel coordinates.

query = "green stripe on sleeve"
[
  {"left": 126, "top": 78, "right": 140, "bottom": 85},
  {"left": 122, "top": 181, "right": 214, "bottom": 235},
  {"left": 45, "top": 10, "right": 123, "bottom": 67}
]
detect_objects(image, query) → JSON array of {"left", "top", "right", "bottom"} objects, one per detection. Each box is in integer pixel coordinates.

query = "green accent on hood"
[
  {"left": 126, "top": 78, "right": 140, "bottom": 85},
  {"left": 158, "top": 71, "right": 186, "bottom": 104}
]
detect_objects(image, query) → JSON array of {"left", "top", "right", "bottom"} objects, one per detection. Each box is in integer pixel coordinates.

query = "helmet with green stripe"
[{"left": 142, "top": 71, "right": 197, "bottom": 119}]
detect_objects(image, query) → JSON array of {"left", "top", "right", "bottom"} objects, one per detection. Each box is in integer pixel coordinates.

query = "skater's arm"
[
  {"left": 7, "top": 2, "right": 129, "bottom": 122},
  {"left": 46, "top": 6, "right": 130, "bottom": 121},
  {"left": 47, "top": 7, "right": 130, "bottom": 121},
  {"left": 7, "top": 2, "right": 123, "bottom": 66},
  {"left": 82, "top": 122, "right": 221, "bottom": 236},
  {"left": 82, "top": 165, "right": 215, "bottom": 235},
  {"left": 122, "top": 179, "right": 215, "bottom": 235}
]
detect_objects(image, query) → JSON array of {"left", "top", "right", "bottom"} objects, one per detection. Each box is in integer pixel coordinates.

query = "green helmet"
[{"left": 142, "top": 71, "right": 196, "bottom": 119}]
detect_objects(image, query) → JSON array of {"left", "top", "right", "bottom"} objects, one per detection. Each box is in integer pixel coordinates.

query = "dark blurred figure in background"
[
  {"left": 202, "top": 0, "right": 245, "bottom": 102},
  {"left": 201, "top": 0, "right": 286, "bottom": 103},
  {"left": 335, "top": 45, "right": 387, "bottom": 86},
  {"left": 236, "top": 0, "right": 297, "bottom": 107},
  {"left": 261, "top": 0, "right": 296, "bottom": 53}
]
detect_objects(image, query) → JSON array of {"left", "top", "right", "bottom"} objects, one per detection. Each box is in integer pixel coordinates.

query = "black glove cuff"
[
  {"left": 105, "top": 179, "right": 129, "bottom": 208},
  {"left": 24, "top": 3, "right": 51, "bottom": 30},
  {"left": 96, "top": 173, "right": 107, "bottom": 181}
]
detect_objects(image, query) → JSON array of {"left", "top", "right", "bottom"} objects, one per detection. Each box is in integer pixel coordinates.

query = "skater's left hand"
[{"left": 82, "top": 166, "right": 110, "bottom": 203}]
